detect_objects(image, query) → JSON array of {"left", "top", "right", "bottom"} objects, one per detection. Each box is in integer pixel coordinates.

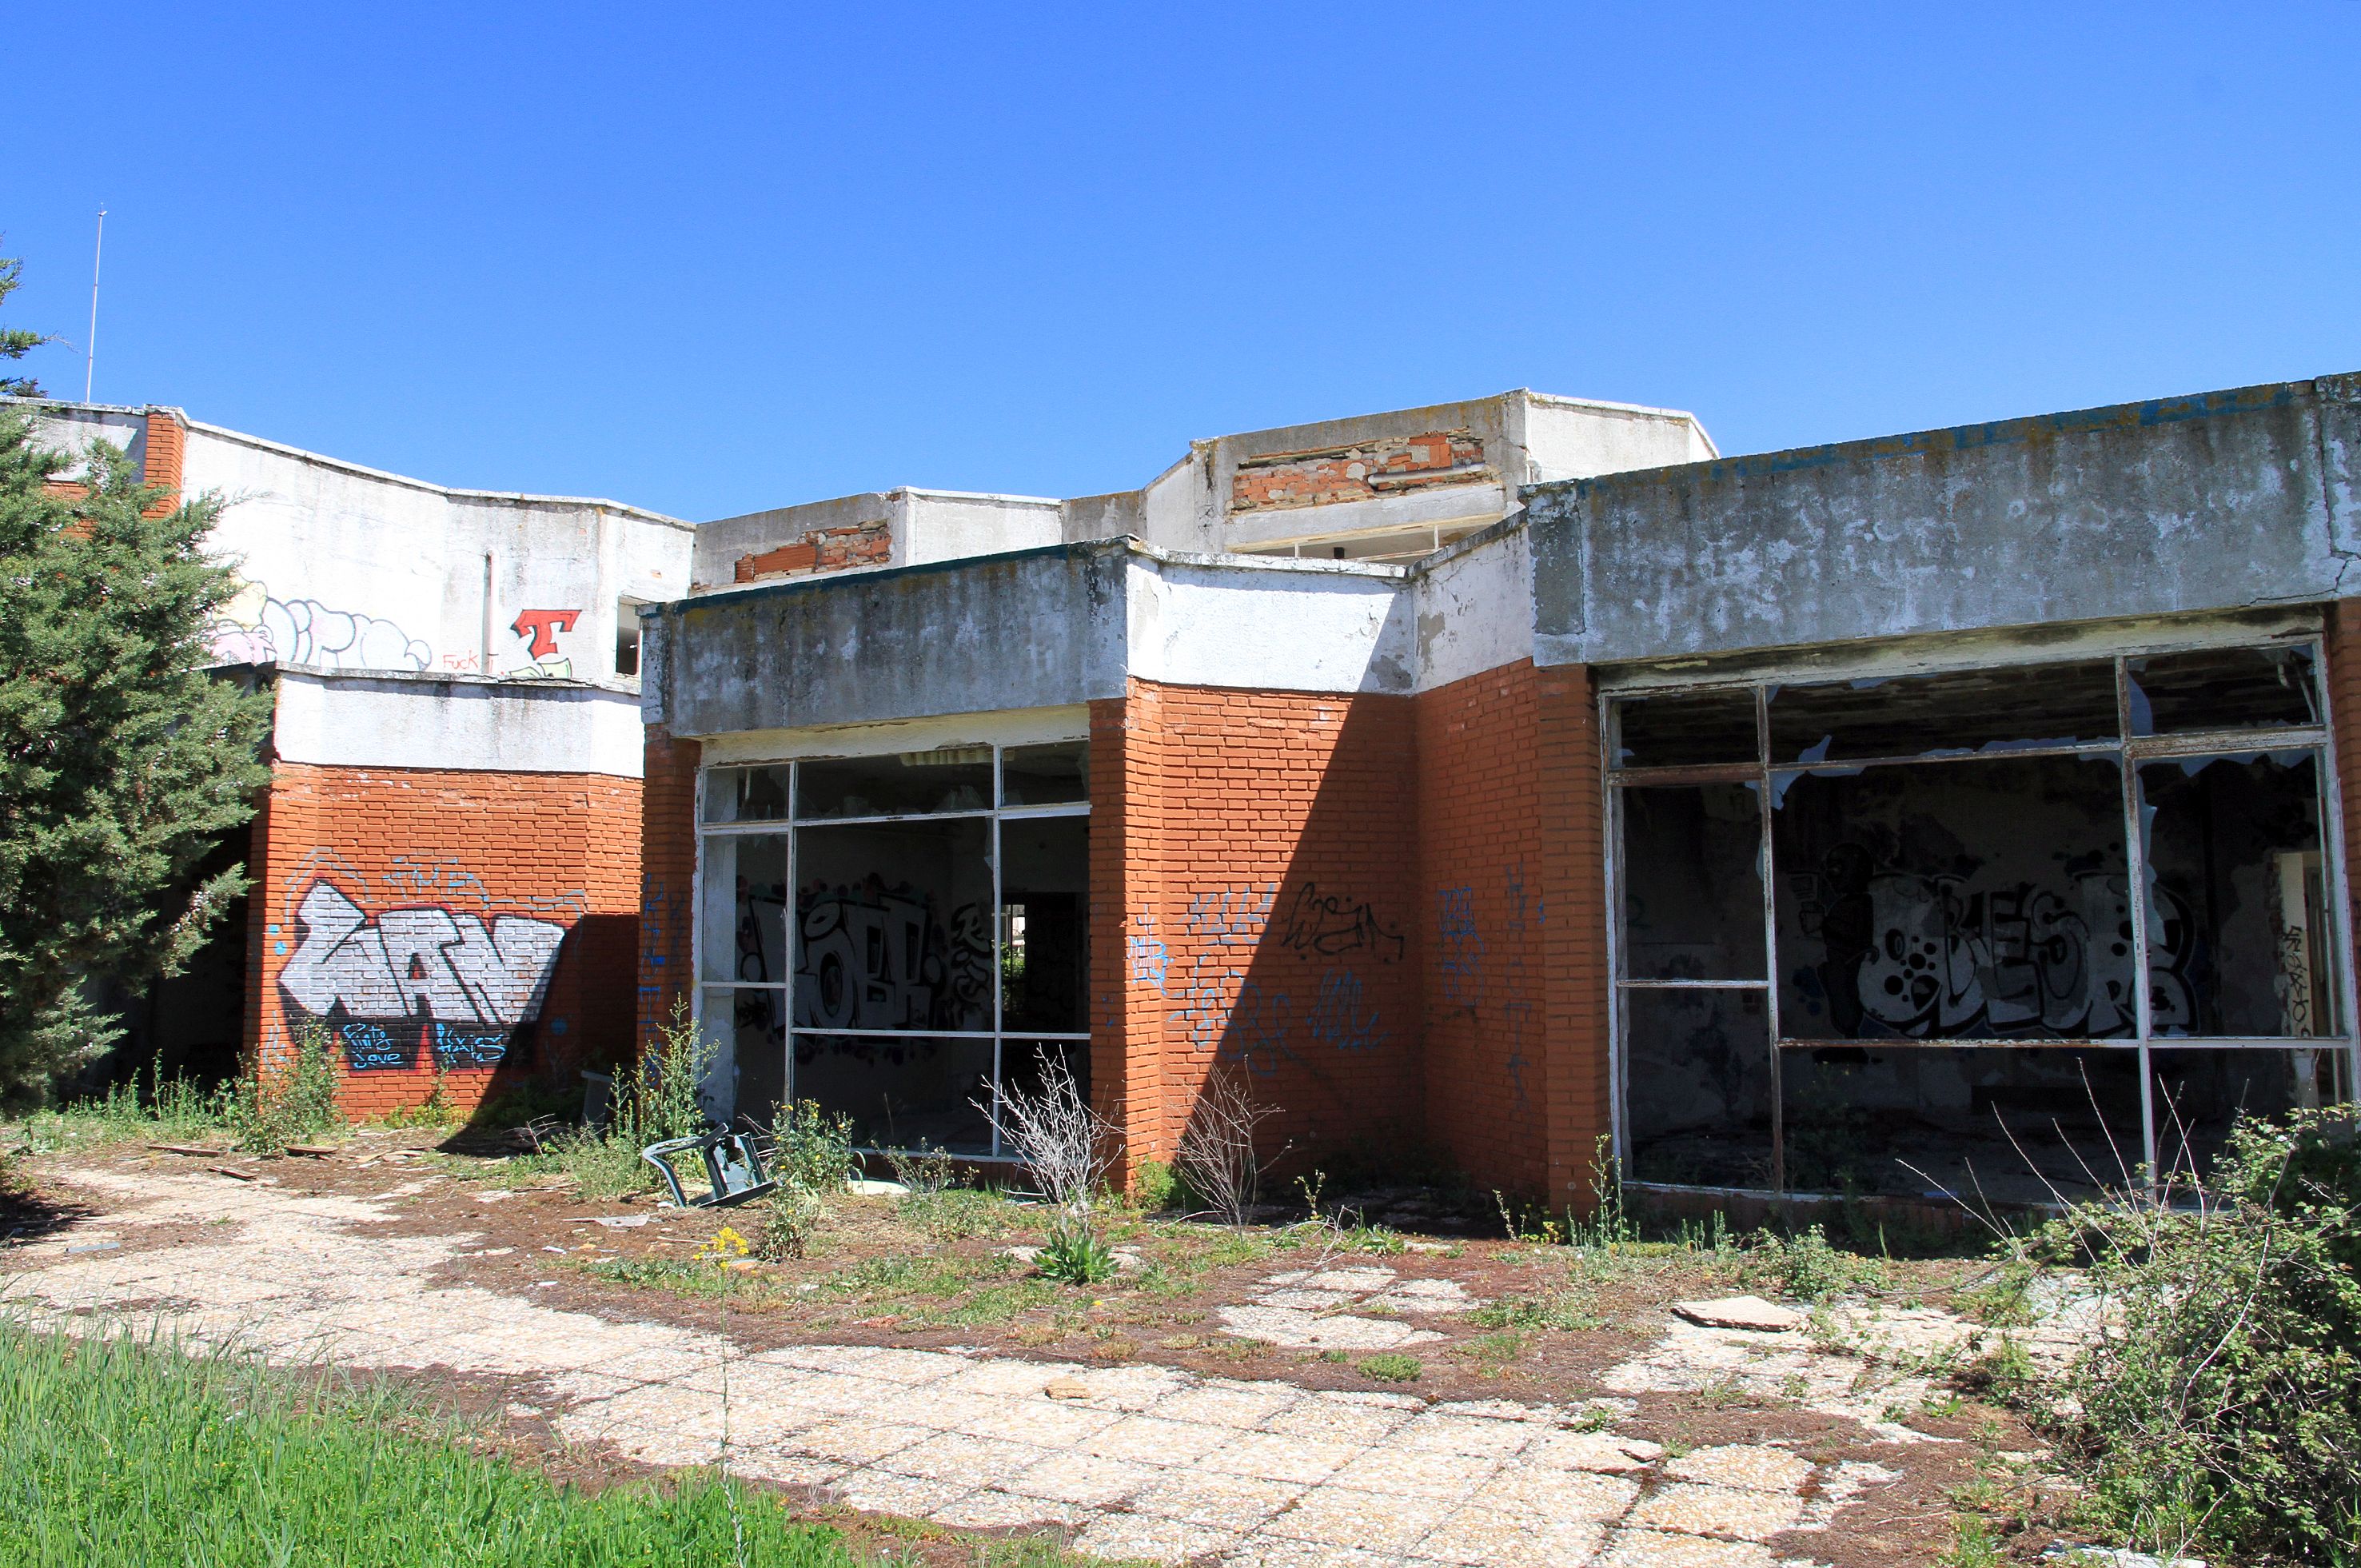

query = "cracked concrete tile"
[
  {"left": 1266, "top": 1486, "right": 1455, "bottom": 1552},
  {"left": 1470, "top": 1466, "right": 1641, "bottom": 1525},
  {"left": 1149, "top": 1378, "right": 1302, "bottom": 1429},
  {"left": 924, "top": 1488, "right": 1078, "bottom": 1530},
  {"left": 1595, "top": 1527, "right": 1785, "bottom": 1567},
  {"left": 879, "top": 1431, "right": 1050, "bottom": 1486},
  {"left": 1130, "top": 1468, "right": 1306, "bottom": 1529},
  {"left": 1627, "top": 1482, "right": 1806, "bottom": 1541},
  {"left": 1262, "top": 1398, "right": 1417, "bottom": 1446},
  {"left": 1417, "top": 1506, "right": 1609, "bottom": 1566},
  {"left": 1327, "top": 1446, "right": 1497, "bottom": 1502},
  {"left": 1006, "top": 1450, "right": 1157, "bottom": 1506},
  {"left": 830, "top": 1470, "right": 973, "bottom": 1518},
  {"left": 792, "top": 1417, "right": 934, "bottom": 1465},
  {"left": 1217, "top": 1304, "right": 1442, "bottom": 1351},
  {"left": 1393, "top": 1410, "right": 1544, "bottom": 1457},
  {"left": 1526, "top": 1430, "right": 1663, "bottom": 1473},
  {"left": 1662, "top": 1446, "right": 1815, "bottom": 1494},
  {"left": 1083, "top": 1414, "right": 1236, "bottom": 1466},
  {"left": 1070, "top": 1511, "right": 1234, "bottom": 1563},
  {"left": 1202, "top": 1430, "right": 1364, "bottom": 1486}
]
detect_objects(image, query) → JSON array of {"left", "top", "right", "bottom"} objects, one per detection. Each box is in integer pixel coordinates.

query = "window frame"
[
  {"left": 1601, "top": 629, "right": 2359, "bottom": 1199},
  {"left": 696, "top": 733, "right": 1091, "bottom": 1159}
]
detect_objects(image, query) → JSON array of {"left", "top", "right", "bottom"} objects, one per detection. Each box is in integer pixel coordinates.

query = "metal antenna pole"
[{"left": 84, "top": 208, "right": 106, "bottom": 403}]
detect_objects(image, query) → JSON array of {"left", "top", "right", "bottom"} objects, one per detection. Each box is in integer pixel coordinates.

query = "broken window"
[
  {"left": 1614, "top": 687, "right": 1757, "bottom": 768},
  {"left": 696, "top": 737, "right": 1090, "bottom": 1155},
  {"left": 1621, "top": 784, "right": 1765, "bottom": 980},
  {"left": 1781, "top": 1046, "right": 2142, "bottom": 1204},
  {"left": 1773, "top": 756, "right": 2133, "bottom": 1042},
  {"left": 2138, "top": 752, "right": 2329, "bottom": 1038},
  {"left": 1609, "top": 635, "right": 2351, "bottom": 1203},
  {"left": 1624, "top": 988, "right": 1774, "bottom": 1189},
  {"left": 1767, "top": 661, "right": 2119, "bottom": 764}
]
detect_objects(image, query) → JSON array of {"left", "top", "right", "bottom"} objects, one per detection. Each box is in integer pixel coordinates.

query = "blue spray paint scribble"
[
  {"left": 1307, "top": 968, "right": 1389, "bottom": 1054},
  {"left": 1437, "top": 887, "right": 1486, "bottom": 1007}
]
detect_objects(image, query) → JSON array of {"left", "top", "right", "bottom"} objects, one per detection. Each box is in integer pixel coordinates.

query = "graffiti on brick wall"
[
  {"left": 1502, "top": 863, "right": 1534, "bottom": 1116},
  {"left": 1306, "top": 969, "right": 1389, "bottom": 1054},
  {"left": 278, "top": 880, "right": 567, "bottom": 1071},
  {"left": 209, "top": 579, "right": 431, "bottom": 672},
  {"left": 1437, "top": 887, "right": 1485, "bottom": 1007},
  {"left": 1185, "top": 884, "right": 1274, "bottom": 947},
  {"left": 1129, "top": 880, "right": 1405, "bottom": 1074},
  {"left": 794, "top": 884, "right": 994, "bottom": 1031},
  {"left": 1276, "top": 882, "right": 1405, "bottom": 962}
]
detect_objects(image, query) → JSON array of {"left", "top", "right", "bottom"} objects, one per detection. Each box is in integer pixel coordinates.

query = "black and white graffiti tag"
[
  {"left": 277, "top": 880, "right": 568, "bottom": 1071},
  {"left": 793, "top": 884, "right": 994, "bottom": 1033}
]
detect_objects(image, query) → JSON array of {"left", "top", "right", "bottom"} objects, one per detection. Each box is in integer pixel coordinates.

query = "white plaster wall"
[
  {"left": 181, "top": 422, "right": 692, "bottom": 683},
  {"left": 1414, "top": 527, "right": 1533, "bottom": 691},
  {"left": 1522, "top": 396, "right": 1718, "bottom": 481},
  {"left": 1128, "top": 555, "right": 1413, "bottom": 694},
  {"left": 895, "top": 492, "right": 1064, "bottom": 565},
  {"left": 271, "top": 671, "right": 646, "bottom": 776},
  {"left": 700, "top": 704, "right": 1091, "bottom": 766},
  {"left": 17, "top": 403, "right": 146, "bottom": 479}
]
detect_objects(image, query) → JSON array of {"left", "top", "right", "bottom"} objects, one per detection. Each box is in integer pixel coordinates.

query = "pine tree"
[
  {"left": 0, "top": 244, "right": 54, "bottom": 397},
  {"left": 0, "top": 413, "right": 276, "bottom": 1107}
]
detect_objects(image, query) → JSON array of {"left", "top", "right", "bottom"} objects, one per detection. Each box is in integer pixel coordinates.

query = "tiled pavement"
[{"left": 2, "top": 1168, "right": 1901, "bottom": 1566}]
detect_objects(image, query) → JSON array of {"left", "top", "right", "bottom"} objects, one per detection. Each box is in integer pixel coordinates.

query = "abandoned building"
[{"left": 14, "top": 373, "right": 2361, "bottom": 1209}]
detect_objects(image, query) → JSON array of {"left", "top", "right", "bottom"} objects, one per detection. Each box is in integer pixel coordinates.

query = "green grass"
[
  {"left": 1354, "top": 1352, "right": 1423, "bottom": 1383},
  {"left": 0, "top": 1315, "right": 860, "bottom": 1566}
]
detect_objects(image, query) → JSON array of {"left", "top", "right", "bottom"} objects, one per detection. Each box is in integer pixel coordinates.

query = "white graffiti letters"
[{"left": 281, "top": 880, "right": 564, "bottom": 1027}]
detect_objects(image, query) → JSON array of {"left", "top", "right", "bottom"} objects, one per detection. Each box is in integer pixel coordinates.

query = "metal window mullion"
[
  {"left": 1601, "top": 686, "right": 1630, "bottom": 1179},
  {"left": 991, "top": 747, "right": 1004, "bottom": 1160},
  {"left": 783, "top": 760, "right": 798, "bottom": 1119},
  {"left": 1757, "top": 684, "right": 1783, "bottom": 1195},
  {"left": 2298, "top": 631, "right": 2361, "bottom": 1111},
  {"left": 2118, "top": 656, "right": 2158, "bottom": 1192}
]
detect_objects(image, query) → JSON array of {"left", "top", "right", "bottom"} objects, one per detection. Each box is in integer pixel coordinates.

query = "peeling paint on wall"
[{"left": 1232, "top": 431, "right": 1494, "bottom": 513}]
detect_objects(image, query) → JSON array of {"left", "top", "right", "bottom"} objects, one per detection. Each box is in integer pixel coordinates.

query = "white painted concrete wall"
[
  {"left": 272, "top": 671, "right": 647, "bottom": 777},
  {"left": 181, "top": 421, "right": 692, "bottom": 685},
  {"left": 1414, "top": 527, "right": 1534, "bottom": 691},
  {"left": 1127, "top": 553, "right": 1415, "bottom": 695},
  {"left": 896, "top": 491, "right": 1064, "bottom": 565}
]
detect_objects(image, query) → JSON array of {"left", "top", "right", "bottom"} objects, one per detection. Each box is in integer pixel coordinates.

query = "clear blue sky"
[{"left": 6, "top": 4, "right": 2358, "bottom": 522}]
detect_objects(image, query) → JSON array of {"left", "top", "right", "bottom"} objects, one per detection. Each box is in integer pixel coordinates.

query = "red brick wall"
[
  {"left": 1231, "top": 431, "right": 1493, "bottom": 512},
  {"left": 1536, "top": 664, "right": 1613, "bottom": 1211},
  {"left": 142, "top": 409, "right": 185, "bottom": 516},
  {"left": 1414, "top": 660, "right": 1546, "bottom": 1195},
  {"left": 636, "top": 725, "right": 703, "bottom": 1056},
  {"left": 1110, "top": 678, "right": 1421, "bottom": 1167},
  {"left": 733, "top": 521, "right": 891, "bottom": 584},
  {"left": 247, "top": 761, "right": 641, "bottom": 1121}
]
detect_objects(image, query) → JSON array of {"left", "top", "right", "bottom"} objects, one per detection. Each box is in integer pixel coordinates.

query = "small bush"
[
  {"left": 230, "top": 1022, "right": 344, "bottom": 1153},
  {"left": 2012, "top": 1108, "right": 2361, "bottom": 1566},
  {"left": 769, "top": 1099, "right": 855, "bottom": 1195},
  {"left": 1131, "top": 1159, "right": 1179, "bottom": 1212},
  {"left": 1354, "top": 1353, "right": 1422, "bottom": 1383},
  {"left": 1037, "top": 1228, "right": 1117, "bottom": 1286},
  {"left": 755, "top": 1185, "right": 824, "bottom": 1260},
  {"left": 1740, "top": 1223, "right": 1872, "bottom": 1303}
]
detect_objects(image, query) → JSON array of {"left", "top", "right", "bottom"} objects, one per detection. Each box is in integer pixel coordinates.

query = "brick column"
[
  {"left": 141, "top": 409, "right": 185, "bottom": 516},
  {"left": 1537, "top": 663, "right": 1613, "bottom": 1213},
  {"left": 637, "top": 724, "right": 702, "bottom": 1055}
]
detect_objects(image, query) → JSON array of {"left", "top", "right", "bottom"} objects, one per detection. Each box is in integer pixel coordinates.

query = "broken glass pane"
[
  {"left": 796, "top": 749, "right": 993, "bottom": 819},
  {"left": 793, "top": 1033, "right": 994, "bottom": 1154},
  {"left": 1773, "top": 755, "right": 2136, "bottom": 1041},
  {"left": 1001, "top": 815, "right": 1090, "bottom": 1032},
  {"left": 1621, "top": 784, "right": 1766, "bottom": 980},
  {"left": 702, "top": 987, "right": 784, "bottom": 1128},
  {"left": 1625, "top": 987, "right": 1774, "bottom": 1188},
  {"left": 1003, "top": 740, "right": 1090, "bottom": 806},
  {"left": 1782, "top": 1045, "right": 2141, "bottom": 1204},
  {"left": 2152, "top": 1047, "right": 2348, "bottom": 1184},
  {"left": 1768, "top": 661, "right": 2118, "bottom": 764},
  {"left": 793, "top": 820, "right": 994, "bottom": 1032},
  {"left": 699, "top": 835, "right": 787, "bottom": 985},
  {"left": 2140, "top": 752, "right": 2330, "bottom": 1037},
  {"left": 2126, "top": 645, "right": 2319, "bottom": 736},
  {"left": 703, "top": 765, "right": 791, "bottom": 824},
  {"left": 1613, "top": 688, "right": 1757, "bottom": 769}
]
